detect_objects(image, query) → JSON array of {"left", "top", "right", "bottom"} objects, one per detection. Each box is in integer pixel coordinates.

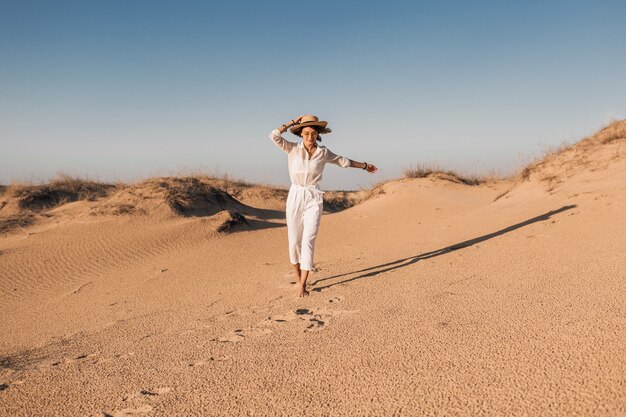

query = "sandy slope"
[{"left": 1, "top": 126, "right": 625, "bottom": 416}]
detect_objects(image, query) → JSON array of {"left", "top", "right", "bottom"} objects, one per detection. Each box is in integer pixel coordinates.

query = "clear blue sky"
[{"left": 2, "top": 0, "right": 625, "bottom": 190}]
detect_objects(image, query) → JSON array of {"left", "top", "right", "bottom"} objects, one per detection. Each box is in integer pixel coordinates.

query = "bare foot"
[
  {"left": 292, "top": 264, "right": 302, "bottom": 284},
  {"left": 298, "top": 282, "right": 309, "bottom": 297},
  {"left": 298, "top": 269, "right": 310, "bottom": 297}
]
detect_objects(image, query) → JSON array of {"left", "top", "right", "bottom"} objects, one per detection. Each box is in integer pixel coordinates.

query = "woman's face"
[{"left": 301, "top": 127, "right": 319, "bottom": 147}]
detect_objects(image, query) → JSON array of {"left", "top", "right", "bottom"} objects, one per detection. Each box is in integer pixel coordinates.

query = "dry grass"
[
  {"left": 403, "top": 165, "right": 441, "bottom": 179},
  {"left": 0, "top": 173, "right": 376, "bottom": 233},
  {"left": 7, "top": 175, "right": 117, "bottom": 211},
  {"left": 322, "top": 179, "right": 388, "bottom": 212},
  {"left": 163, "top": 170, "right": 274, "bottom": 197},
  {"left": 403, "top": 120, "right": 626, "bottom": 189},
  {"left": 0, "top": 175, "right": 118, "bottom": 232},
  {"left": 591, "top": 118, "right": 626, "bottom": 144},
  {"left": 0, "top": 213, "right": 36, "bottom": 234},
  {"left": 322, "top": 191, "right": 356, "bottom": 212},
  {"left": 515, "top": 141, "right": 574, "bottom": 182},
  {"left": 403, "top": 164, "right": 502, "bottom": 186},
  {"left": 155, "top": 177, "right": 243, "bottom": 216},
  {"left": 513, "top": 119, "right": 626, "bottom": 183}
]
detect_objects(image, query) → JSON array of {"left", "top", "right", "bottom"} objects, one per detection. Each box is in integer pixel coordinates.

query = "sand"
[{"left": 1, "top": 123, "right": 625, "bottom": 416}]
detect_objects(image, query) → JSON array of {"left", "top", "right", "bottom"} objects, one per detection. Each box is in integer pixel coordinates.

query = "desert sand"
[{"left": 1, "top": 121, "right": 625, "bottom": 416}]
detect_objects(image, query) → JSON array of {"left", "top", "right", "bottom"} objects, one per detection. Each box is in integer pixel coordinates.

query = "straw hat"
[{"left": 290, "top": 115, "right": 331, "bottom": 135}]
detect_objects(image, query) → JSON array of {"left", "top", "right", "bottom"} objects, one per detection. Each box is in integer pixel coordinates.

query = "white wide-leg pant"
[{"left": 286, "top": 184, "right": 324, "bottom": 271}]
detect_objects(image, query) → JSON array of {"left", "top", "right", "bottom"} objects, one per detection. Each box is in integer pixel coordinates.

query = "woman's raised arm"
[
  {"left": 269, "top": 116, "right": 305, "bottom": 153},
  {"left": 277, "top": 115, "right": 304, "bottom": 134}
]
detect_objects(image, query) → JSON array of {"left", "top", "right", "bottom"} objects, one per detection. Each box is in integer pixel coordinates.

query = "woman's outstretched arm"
[
  {"left": 349, "top": 160, "right": 378, "bottom": 173},
  {"left": 326, "top": 149, "right": 378, "bottom": 173}
]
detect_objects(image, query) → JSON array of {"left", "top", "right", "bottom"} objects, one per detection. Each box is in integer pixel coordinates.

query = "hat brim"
[{"left": 290, "top": 120, "right": 328, "bottom": 134}]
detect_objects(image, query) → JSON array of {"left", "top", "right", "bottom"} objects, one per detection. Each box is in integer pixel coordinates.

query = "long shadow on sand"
[
  {"left": 312, "top": 205, "right": 577, "bottom": 291},
  {"left": 244, "top": 217, "right": 286, "bottom": 231}
]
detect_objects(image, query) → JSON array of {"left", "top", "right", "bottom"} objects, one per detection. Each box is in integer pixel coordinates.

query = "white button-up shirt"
[{"left": 270, "top": 129, "right": 351, "bottom": 187}]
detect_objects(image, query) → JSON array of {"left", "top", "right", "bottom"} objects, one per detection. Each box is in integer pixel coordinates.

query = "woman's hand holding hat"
[
  {"left": 286, "top": 115, "right": 305, "bottom": 128},
  {"left": 279, "top": 116, "right": 305, "bottom": 133}
]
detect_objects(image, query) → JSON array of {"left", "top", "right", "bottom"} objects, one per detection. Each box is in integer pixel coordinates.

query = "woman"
[{"left": 269, "top": 115, "right": 378, "bottom": 297}]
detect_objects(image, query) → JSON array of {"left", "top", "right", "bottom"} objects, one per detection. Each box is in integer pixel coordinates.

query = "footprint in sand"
[
  {"left": 103, "top": 405, "right": 153, "bottom": 416},
  {"left": 295, "top": 307, "right": 358, "bottom": 332},
  {"left": 431, "top": 291, "right": 458, "bottom": 301},
  {"left": 189, "top": 356, "right": 230, "bottom": 367},
  {"left": 216, "top": 310, "right": 303, "bottom": 342},
  {"left": 214, "top": 303, "right": 358, "bottom": 343},
  {"left": 115, "top": 352, "right": 136, "bottom": 360},
  {"left": 216, "top": 329, "right": 246, "bottom": 343},
  {"left": 213, "top": 309, "right": 243, "bottom": 322},
  {"left": 106, "top": 387, "right": 171, "bottom": 416},
  {"left": 89, "top": 351, "right": 134, "bottom": 365},
  {"left": 47, "top": 352, "right": 99, "bottom": 368},
  {"left": 76, "top": 353, "right": 98, "bottom": 362},
  {"left": 122, "top": 387, "right": 171, "bottom": 401},
  {"left": 295, "top": 308, "right": 329, "bottom": 332},
  {"left": 277, "top": 281, "right": 299, "bottom": 290},
  {"left": 139, "top": 387, "right": 171, "bottom": 396},
  {"left": 306, "top": 317, "right": 326, "bottom": 331},
  {"left": 261, "top": 312, "right": 299, "bottom": 325}
]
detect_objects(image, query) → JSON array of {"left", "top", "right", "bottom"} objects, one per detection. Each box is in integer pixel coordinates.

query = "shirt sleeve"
[
  {"left": 325, "top": 147, "right": 351, "bottom": 168},
  {"left": 269, "top": 129, "right": 297, "bottom": 153}
]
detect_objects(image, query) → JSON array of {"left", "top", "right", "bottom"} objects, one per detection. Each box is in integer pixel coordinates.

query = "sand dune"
[{"left": 1, "top": 121, "right": 625, "bottom": 416}]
